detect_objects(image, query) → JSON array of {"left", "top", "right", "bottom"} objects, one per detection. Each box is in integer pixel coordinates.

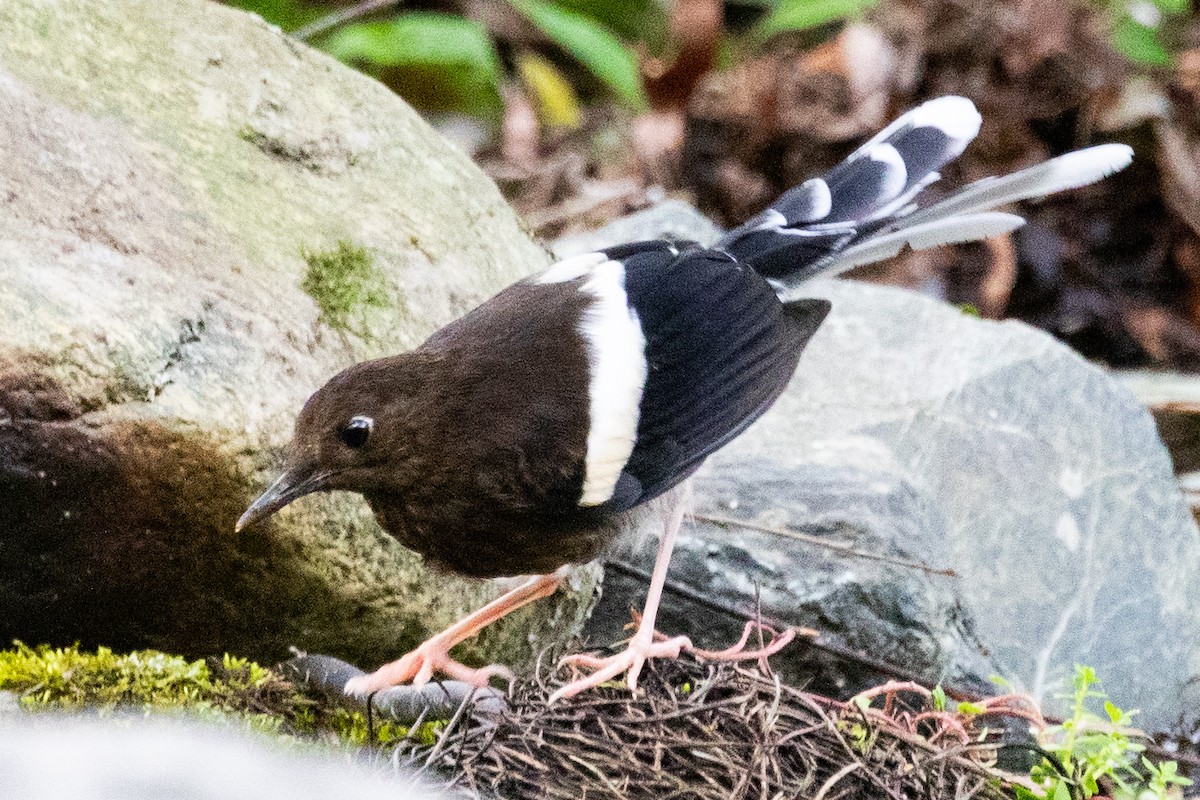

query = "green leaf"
[
  {"left": 323, "top": 14, "right": 503, "bottom": 118},
  {"left": 507, "top": 0, "right": 648, "bottom": 110},
  {"left": 222, "top": 0, "right": 327, "bottom": 33},
  {"left": 1072, "top": 663, "right": 1098, "bottom": 697},
  {"left": 957, "top": 701, "right": 986, "bottom": 717},
  {"left": 325, "top": 14, "right": 501, "bottom": 73},
  {"left": 1146, "top": 757, "right": 1194, "bottom": 789},
  {"left": 1051, "top": 781, "right": 1071, "bottom": 800},
  {"left": 1104, "top": 699, "right": 1123, "bottom": 723},
  {"left": 1155, "top": 0, "right": 1189, "bottom": 14},
  {"left": 931, "top": 684, "right": 946, "bottom": 711},
  {"left": 1112, "top": 16, "right": 1172, "bottom": 66},
  {"left": 549, "top": 0, "right": 669, "bottom": 49},
  {"left": 755, "top": 0, "right": 877, "bottom": 40}
]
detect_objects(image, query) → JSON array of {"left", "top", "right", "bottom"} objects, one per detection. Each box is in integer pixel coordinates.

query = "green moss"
[
  {"left": 300, "top": 240, "right": 389, "bottom": 335},
  {"left": 328, "top": 706, "right": 443, "bottom": 747},
  {"left": 1, "top": 643, "right": 286, "bottom": 724},
  {"left": 0, "top": 642, "right": 443, "bottom": 750}
]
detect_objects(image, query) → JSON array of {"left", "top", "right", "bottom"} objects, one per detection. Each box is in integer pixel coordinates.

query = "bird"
[{"left": 236, "top": 96, "right": 1132, "bottom": 702}]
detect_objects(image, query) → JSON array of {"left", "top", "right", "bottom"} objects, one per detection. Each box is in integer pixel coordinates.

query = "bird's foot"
[
  {"left": 686, "top": 619, "right": 798, "bottom": 664},
  {"left": 549, "top": 631, "right": 693, "bottom": 704},
  {"left": 548, "top": 619, "right": 801, "bottom": 703},
  {"left": 342, "top": 572, "right": 561, "bottom": 698},
  {"left": 343, "top": 635, "right": 514, "bottom": 698}
]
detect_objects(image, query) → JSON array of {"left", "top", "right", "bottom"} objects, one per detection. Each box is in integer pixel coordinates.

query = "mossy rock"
[
  {"left": 0, "top": 0, "right": 599, "bottom": 673},
  {"left": 0, "top": 642, "right": 431, "bottom": 746}
]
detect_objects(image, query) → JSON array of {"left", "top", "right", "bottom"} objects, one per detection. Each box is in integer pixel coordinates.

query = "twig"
[
  {"left": 422, "top": 688, "right": 478, "bottom": 769},
  {"left": 392, "top": 651, "right": 1016, "bottom": 800},
  {"left": 523, "top": 179, "right": 647, "bottom": 232},
  {"left": 694, "top": 512, "right": 958, "bottom": 577},
  {"left": 293, "top": 0, "right": 401, "bottom": 41},
  {"left": 813, "top": 761, "right": 863, "bottom": 800}
]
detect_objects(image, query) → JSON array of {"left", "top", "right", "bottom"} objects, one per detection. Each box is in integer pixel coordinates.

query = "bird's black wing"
[{"left": 598, "top": 241, "right": 830, "bottom": 513}]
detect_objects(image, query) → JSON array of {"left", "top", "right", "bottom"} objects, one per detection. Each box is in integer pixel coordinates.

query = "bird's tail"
[{"left": 716, "top": 96, "right": 1133, "bottom": 291}]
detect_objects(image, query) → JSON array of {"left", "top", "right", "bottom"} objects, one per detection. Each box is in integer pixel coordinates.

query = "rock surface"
[
  {"left": 568, "top": 205, "right": 1200, "bottom": 735},
  {"left": 0, "top": 0, "right": 599, "bottom": 671}
]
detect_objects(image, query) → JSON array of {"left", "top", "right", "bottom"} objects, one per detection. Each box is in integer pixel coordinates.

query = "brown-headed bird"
[{"left": 237, "top": 97, "right": 1132, "bottom": 701}]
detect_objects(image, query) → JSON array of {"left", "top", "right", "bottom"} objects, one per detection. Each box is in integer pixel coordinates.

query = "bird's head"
[{"left": 235, "top": 355, "right": 433, "bottom": 532}]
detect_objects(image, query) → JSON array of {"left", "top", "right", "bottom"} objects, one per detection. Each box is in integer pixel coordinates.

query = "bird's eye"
[{"left": 339, "top": 415, "right": 373, "bottom": 448}]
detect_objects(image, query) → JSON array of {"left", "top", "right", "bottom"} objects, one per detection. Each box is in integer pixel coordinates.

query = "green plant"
[
  {"left": 227, "top": 0, "right": 883, "bottom": 128},
  {"left": 753, "top": 0, "right": 877, "bottom": 41},
  {"left": 508, "top": 0, "right": 646, "bottom": 110},
  {"left": 0, "top": 642, "right": 281, "bottom": 725},
  {"left": 1017, "top": 665, "right": 1191, "bottom": 800},
  {"left": 0, "top": 642, "right": 444, "bottom": 750},
  {"left": 226, "top": 0, "right": 656, "bottom": 124},
  {"left": 1144, "top": 758, "right": 1192, "bottom": 799},
  {"left": 323, "top": 14, "right": 506, "bottom": 119},
  {"left": 1101, "top": 0, "right": 1187, "bottom": 66}
]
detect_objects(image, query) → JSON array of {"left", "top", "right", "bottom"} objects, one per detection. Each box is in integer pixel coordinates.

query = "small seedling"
[{"left": 1020, "top": 665, "right": 1191, "bottom": 800}]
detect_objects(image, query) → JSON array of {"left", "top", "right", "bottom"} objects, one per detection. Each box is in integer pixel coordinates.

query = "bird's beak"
[{"left": 236, "top": 462, "right": 333, "bottom": 532}]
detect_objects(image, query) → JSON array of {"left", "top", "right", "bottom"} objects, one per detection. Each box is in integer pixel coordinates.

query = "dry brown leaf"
[
  {"left": 775, "top": 24, "right": 895, "bottom": 142},
  {"left": 1125, "top": 303, "right": 1200, "bottom": 368},
  {"left": 643, "top": 0, "right": 723, "bottom": 111}
]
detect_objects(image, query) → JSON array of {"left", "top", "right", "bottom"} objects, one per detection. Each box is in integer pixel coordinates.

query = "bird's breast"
[{"left": 366, "top": 495, "right": 623, "bottom": 578}]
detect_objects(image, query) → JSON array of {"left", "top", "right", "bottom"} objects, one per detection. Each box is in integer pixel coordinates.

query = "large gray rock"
[
  {"left": 569, "top": 205, "right": 1200, "bottom": 735},
  {"left": 0, "top": 0, "right": 598, "bottom": 671}
]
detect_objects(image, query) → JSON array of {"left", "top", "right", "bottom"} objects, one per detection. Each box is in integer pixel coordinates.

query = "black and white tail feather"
[
  {"left": 717, "top": 95, "right": 1133, "bottom": 292},
  {"left": 542, "top": 95, "right": 1131, "bottom": 516}
]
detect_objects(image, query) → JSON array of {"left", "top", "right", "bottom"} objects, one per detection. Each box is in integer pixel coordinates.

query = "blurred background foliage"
[
  {"left": 225, "top": 0, "right": 1187, "bottom": 125},
  {"left": 223, "top": 0, "right": 1200, "bottom": 376},
  {"left": 226, "top": 0, "right": 905, "bottom": 128}
]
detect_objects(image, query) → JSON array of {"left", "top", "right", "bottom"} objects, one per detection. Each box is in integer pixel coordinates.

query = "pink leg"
[
  {"left": 551, "top": 495, "right": 802, "bottom": 703},
  {"left": 344, "top": 569, "right": 565, "bottom": 697},
  {"left": 550, "top": 498, "right": 693, "bottom": 703}
]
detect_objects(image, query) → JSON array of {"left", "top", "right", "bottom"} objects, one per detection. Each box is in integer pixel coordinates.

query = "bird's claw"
[
  {"left": 343, "top": 638, "right": 513, "bottom": 697},
  {"left": 548, "top": 620, "right": 800, "bottom": 704},
  {"left": 686, "top": 620, "right": 797, "bottom": 663},
  {"left": 549, "top": 632, "right": 693, "bottom": 704}
]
